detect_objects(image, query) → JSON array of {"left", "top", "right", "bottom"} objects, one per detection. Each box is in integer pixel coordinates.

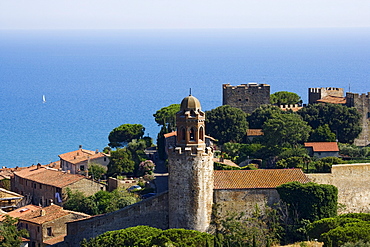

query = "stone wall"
[
  {"left": 213, "top": 189, "right": 281, "bottom": 220},
  {"left": 222, "top": 83, "right": 270, "bottom": 114},
  {"left": 307, "top": 163, "right": 370, "bottom": 214},
  {"left": 62, "top": 192, "right": 169, "bottom": 246},
  {"left": 107, "top": 177, "right": 138, "bottom": 192},
  {"left": 346, "top": 92, "right": 370, "bottom": 146},
  {"left": 308, "top": 87, "right": 344, "bottom": 104}
]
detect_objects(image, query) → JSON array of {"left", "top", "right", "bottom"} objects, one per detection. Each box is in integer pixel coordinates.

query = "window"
[
  {"left": 189, "top": 128, "right": 195, "bottom": 141},
  {"left": 47, "top": 227, "right": 52, "bottom": 236},
  {"left": 33, "top": 183, "right": 36, "bottom": 189},
  {"left": 80, "top": 165, "right": 85, "bottom": 171},
  {"left": 199, "top": 127, "right": 204, "bottom": 140}
]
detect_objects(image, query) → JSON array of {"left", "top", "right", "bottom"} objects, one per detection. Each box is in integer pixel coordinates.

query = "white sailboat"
[{"left": 42, "top": 95, "right": 46, "bottom": 103}]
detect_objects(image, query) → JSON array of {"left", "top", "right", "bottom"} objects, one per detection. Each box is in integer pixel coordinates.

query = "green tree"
[
  {"left": 277, "top": 182, "right": 338, "bottom": 223},
  {"left": 206, "top": 105, "right": 248, "bottom": 144},
  {"left": 80, "top": 225, "right": 214, "bottom": 247},
  {"left": 309, "top": 124, "right": 337, "bottom": 142},
  {"left": 0, "top": 215, "right": 29, "bottom": 246},
  {"left": 270, "top": 91, "right": 302, "bottom": 106},
  {"left": 88, "top": 163, "right": 107, "bottom": 181},
  {"left": 107, "top": 148, "right": 135, "bottom": 177},
  {"left": 108, "top": 124, "right": 145, "bottom": 148},
  {"left": 247, "top": 105, "right": 286, "bottom": 129},
  {"left": 262, "top": 113, "right": 312, "bottom": 148},
  {"left": 298, "top": 103, "right": 362, "bottom": 143},
  {"left": 153, "top": 104, "right": 180, "bottom": 132}
]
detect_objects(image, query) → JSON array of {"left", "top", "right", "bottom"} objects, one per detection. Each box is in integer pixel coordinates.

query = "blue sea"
[{"left": 0, "top": 28, "right": 369, "bottom": 167}]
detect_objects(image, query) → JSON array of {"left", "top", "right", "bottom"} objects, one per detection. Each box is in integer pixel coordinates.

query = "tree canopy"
[
  {"left": 262, "top": 113, "right": 312, "bottom": 147},
  {"left": 247, "top": 105, "right": 286, "bottom": 129},
  {"left": 108, "top": 124, "right": 145, "bottom": 148},
  {"left": 270, "top": 91, "right": 302, "bottom": 106},
  {"left": 298, "top": 103, "right": 362, "bottom": 143},
  {"left": 80, "top": 225, "right": 214, "bottom": 247},
  {"left": 107, "top": 148, "right": 135, "bottom": 176},
  {"left": 153, "top": 104, "right": 180, "bottom": 131},
  {"left": 205, "top": 105, "right": 248, "bottom": 144},
  {"left": 0, "top": 215, "right": 29, "bottom": 246}
]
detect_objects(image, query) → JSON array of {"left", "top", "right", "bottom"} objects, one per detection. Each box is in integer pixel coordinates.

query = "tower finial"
[{"left": 189, "top": 88, "right": 192, "bottom": 96}]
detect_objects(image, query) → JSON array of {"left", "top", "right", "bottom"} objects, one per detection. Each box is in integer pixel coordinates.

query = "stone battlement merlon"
[{"left": 223, "top": 83, "right": 270, "bottom": 90}]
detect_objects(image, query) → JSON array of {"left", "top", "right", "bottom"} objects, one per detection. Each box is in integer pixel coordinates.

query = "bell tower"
[{"left": 168, "top": 94, "right": 214, "bottom": 232}]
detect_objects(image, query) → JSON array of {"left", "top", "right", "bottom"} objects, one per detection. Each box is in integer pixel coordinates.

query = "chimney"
[
  {"left": 40, "top": 210, "right": 46, "bottom": 217},
  {"left": 79, "top": 145, "right": 82, "bottom": 150},
  {"left": 95, "top": 149, "right": 99, "bottom": 154},
  {"left": 37, "top": 163, "right": 42, "bottom": 169}
]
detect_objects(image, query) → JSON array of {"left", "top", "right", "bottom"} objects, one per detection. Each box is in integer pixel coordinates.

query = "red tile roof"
[
  {"left": 14, "top": 166, "right": 85, "bottom": 188},
  {"left": 19, "top": 204, "right": 70, "bottom": 224},
  {"left": 58, "top": 149, "right": 108, "bottom": 165},
  {"left": 246, "top": 129, "right": 264, "bottom": 136},
  {"left": 43, "top": 234, "right": 66, "bottom": 245},
  {"left": 0, "top": 205, "right": 41, "bottom": 221},
  {"left": 317, "top": 96, "right": 346, "bottom": 104},
  {"left": 214, "top": 169, "right": 310, "bottom": 189},
  {"left": 304, "top": 142, "right": 339, "bottom": 152}
]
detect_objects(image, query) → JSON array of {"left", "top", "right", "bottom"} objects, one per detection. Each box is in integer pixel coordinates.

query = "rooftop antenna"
[
  {"left": 349, "top": 81, "right": 351, "bottom": 93},
  {"left": 189, "top": 88, "right": 192, "bottom": 96}
]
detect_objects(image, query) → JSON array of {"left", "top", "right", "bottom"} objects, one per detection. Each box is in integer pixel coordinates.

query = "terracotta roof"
[
  {"left": 0, "top": 205, "right": 41, "bottom": 221},
  {"left": 43, "top": 234, "right": 66, "bottom": 245},
  {"left": 317, "top": 96, "right": 346, "bottom": 104},
  {"left": 18, "top": 204, "right": 70, "bottom": 224},
  {"left": 246, "top": 129, "right": 264, "bottom": 136},
  {"left": 214, "top": 169, "right": 310, "bottom": 189},
  {"left": 14, "top": 166, "right": 85, "bottom": 188},
  {"left": 58, "top": 149, "right": 108, "bottom": 165},
  {"left": 304, "top": 142, "right": 339, "bottom": 152},
  {"left": 213, "top": 158, "right": 239, "bottom": 168}
]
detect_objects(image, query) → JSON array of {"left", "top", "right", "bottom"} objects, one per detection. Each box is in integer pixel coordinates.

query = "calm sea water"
[{"left": 0, "top": 28, "right": 369, "bottom": 167}]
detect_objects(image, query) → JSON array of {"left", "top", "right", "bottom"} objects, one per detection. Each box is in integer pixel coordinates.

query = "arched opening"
[
  {"left": 181, "top": 128, "right": 186, "bottom": 141},
  {"left": 189, "top": 128, "right": 195, "bottom": 141},
  {"left": 199, "top": 126, "right": 204, "bottom": 141}
]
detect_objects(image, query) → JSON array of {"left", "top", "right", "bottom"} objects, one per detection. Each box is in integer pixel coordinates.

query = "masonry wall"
[
  {"left": 223, "top": 83, "right": 270, "bottom": 114},
  {"left": 307, "top": 163, "right": 370, "bottom": 214},
  {"left": 63, "top": 192, "right": 169, "bottom": 246},
  {"left": 346, "top": 92, "right": 370, "bottom": 146},
  {"left": 65, "top": 178, "right": 105, "bottom": 198},
  {"left": 213, "top": 189, "right": 281, "bottom": 220}
]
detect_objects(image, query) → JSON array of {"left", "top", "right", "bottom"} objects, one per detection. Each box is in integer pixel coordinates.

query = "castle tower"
[
  {"left": 168, "top": 95, "right": 214, "bottom": 232},
  {"left": 223, "top": 83, "right": 270, "bottom": 114}
]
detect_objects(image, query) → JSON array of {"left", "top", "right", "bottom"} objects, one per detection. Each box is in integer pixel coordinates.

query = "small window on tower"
[{"left": 199, "top": 127, "right": 204, "bottom": 140}]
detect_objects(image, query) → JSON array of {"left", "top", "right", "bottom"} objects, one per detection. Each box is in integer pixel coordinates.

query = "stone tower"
[
  {"left": 223, "top": 83, "right": 270, "bottom": 114},
  {"left": 168, "top": 95, "right": 214, "bottom": 232}
]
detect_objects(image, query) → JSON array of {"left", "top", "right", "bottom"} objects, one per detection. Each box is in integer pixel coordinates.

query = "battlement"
[
  {"left": 309, "top": 87, "right": 342, "bottom": 93},
  {"left": 223, "top": 83, "right": 270, "bottom": 90},
  {"left": 170, "top": 146, "right": 212, "bottom": 156},
  {"left": 308, "top": 87, "right": 344, "bottom": 104},
  {"left": 222, "top": 83, "right": 270, "bottom": 114}
]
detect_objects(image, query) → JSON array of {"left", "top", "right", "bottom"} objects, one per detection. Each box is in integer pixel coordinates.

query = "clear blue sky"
[{"left": 1, "top": 0, "right": 370, "bottom": 29}]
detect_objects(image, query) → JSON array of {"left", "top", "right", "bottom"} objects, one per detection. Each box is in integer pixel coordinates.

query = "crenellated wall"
[
  {"left": 308, "top": 87, "right": 344, "bottom": 104},
  {"left": 223, "top": 83, "right": 270, "bottom": 114}
]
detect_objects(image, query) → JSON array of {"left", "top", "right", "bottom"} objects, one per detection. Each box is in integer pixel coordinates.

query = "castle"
[
  {"left": 62, "top": 94, "right": 309, "bottom": 245},
  {"left": 308, "top": 87, "right": 370, "bottom": 146}
]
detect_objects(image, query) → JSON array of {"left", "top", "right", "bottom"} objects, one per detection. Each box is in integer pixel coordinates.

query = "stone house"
[
  {"left": 59, "top": 146, "right": 109, "bottom": 175},
  {"left": 0, "top": 188, "right": 23, "bottom": 212},
  {"left": 4, "top": 204, "right": 90, "bottom": 247},
  {"left": 11, "top": 164, "right": 105, "bottom": 207},
  {"left": 304, "top": 142, "right": 339, "bottom": 158}
]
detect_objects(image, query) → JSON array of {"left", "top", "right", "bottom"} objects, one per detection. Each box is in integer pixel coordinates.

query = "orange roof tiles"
[
  {"left": 14, "top": 166, "right": 85, "bottom": 188},
  {"left": 0, "top": 205, "right": 41, "bottom": 221},
  {"left": 214, "top": 169, "right": 310, "bottom": 189},
  {"left": 304, "top": 142, "right": 339, "bottom": 152},
  {"left": 317, "top": 96, "right": 346, "bottom": 104},
  {"left": 19, "top": 204, "right": 70, "bottom": 224},
  {"left": 246, "top": 129, "right": 264, "bottom": 136},
  {"left": 164, "top": 132, "right": 177, "bottom": 138},
  {"left": 43, "top": 234, "right": 66, "bottom": 245},
  {"left": 58, "top": 149, "right": 108, "bottom": 165}
]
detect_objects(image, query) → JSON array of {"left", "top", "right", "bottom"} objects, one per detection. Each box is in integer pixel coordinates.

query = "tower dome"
[{"left": 180, "top": 95, "right": 201, "bottom": 111}]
